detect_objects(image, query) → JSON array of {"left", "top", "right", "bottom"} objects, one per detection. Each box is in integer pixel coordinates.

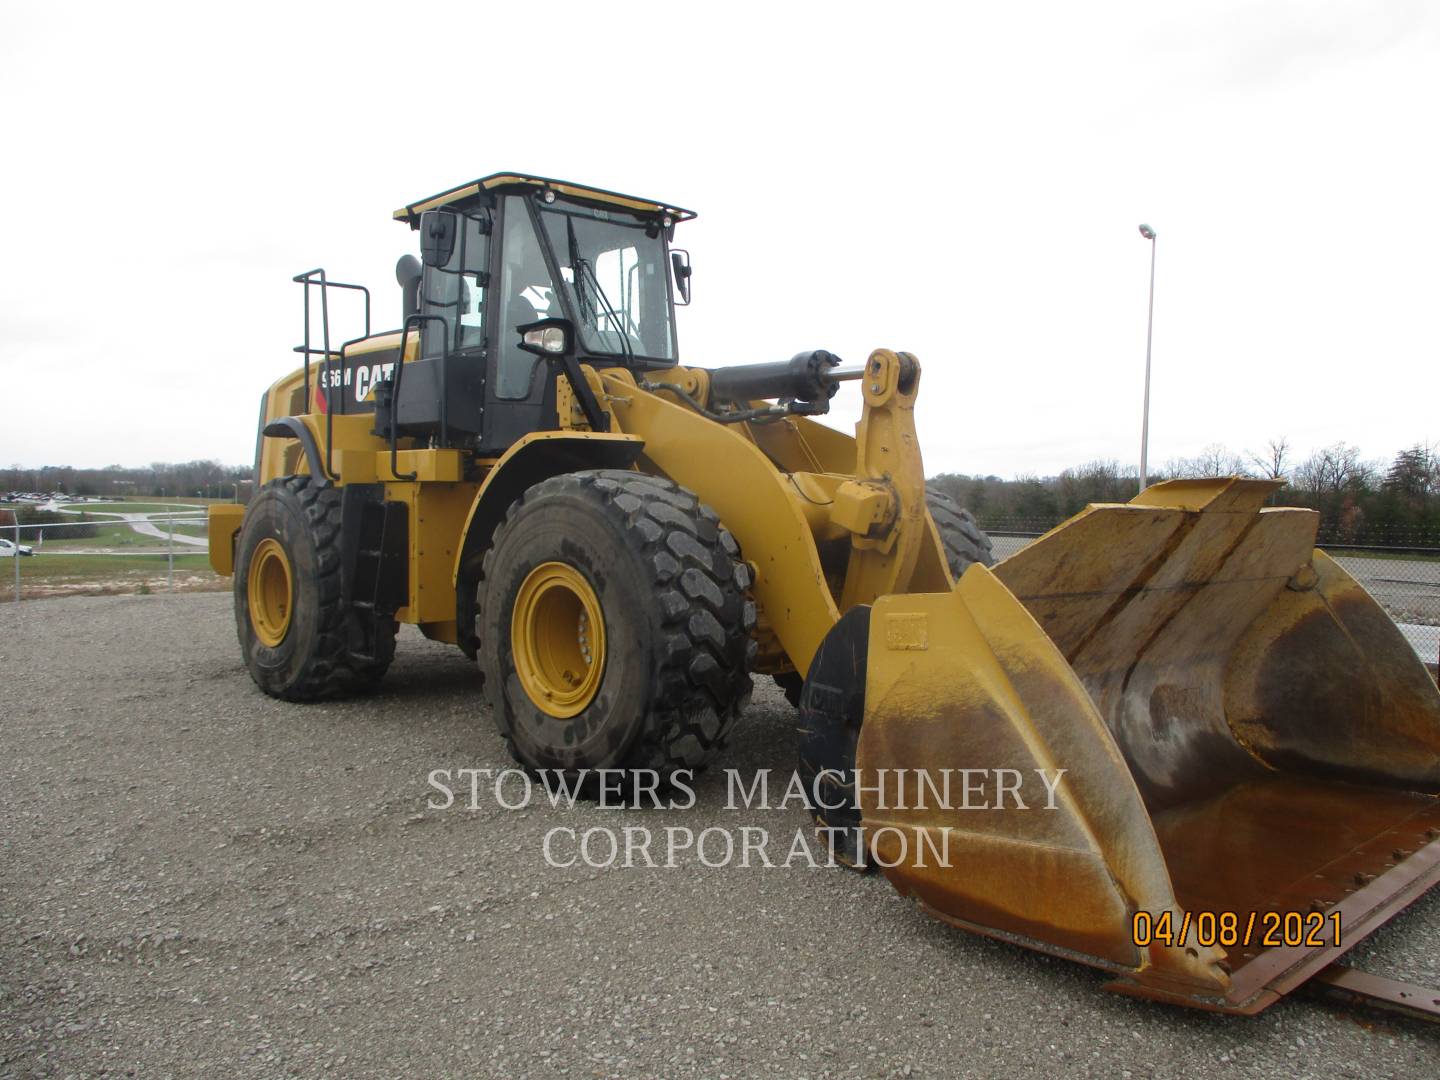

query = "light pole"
[{"left": 1138, "top": 223, "right": 1157, "bottom": 493}]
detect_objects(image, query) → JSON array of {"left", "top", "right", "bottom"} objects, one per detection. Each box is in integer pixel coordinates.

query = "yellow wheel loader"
[{"left": 209, "top": 173, "right": 1440, "bottom": 1020}]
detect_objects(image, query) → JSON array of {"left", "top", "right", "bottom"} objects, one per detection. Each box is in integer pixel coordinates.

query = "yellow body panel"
[
  {"left": 346, "top": 331, "right": 406, "bottom": 357},
  {"left": 449, "top": 429, "right": 646, "bottom": 588},
  {"left": 206, "top": 503, "right": 246, "bottom": 575},
  {"left": 386, "top": 479, "right": 481, "bottom": 625},
  {"left": 255, "top": 337, "right": 420, "bottom": 486}
]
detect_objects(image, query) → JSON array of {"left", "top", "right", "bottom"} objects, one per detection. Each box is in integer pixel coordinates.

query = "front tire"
[
  {"left": 479, "top": 470, "right": 755, "bottom": 775},
  {"left": 234, "top": 476, "right": 395, "bottom": 700}
]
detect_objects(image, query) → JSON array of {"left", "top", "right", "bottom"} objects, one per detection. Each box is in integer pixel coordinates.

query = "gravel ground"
[{"left": 2, "top": 593, "right": 1438, "bottom": 1079}]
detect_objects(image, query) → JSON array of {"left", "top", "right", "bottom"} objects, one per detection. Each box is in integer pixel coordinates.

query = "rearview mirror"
[
  {"left": 419, "top": 211, "right": 458, "bottom": 267},
  {"left": 670, "top": 249, "right": 692, "bottom": 305}
]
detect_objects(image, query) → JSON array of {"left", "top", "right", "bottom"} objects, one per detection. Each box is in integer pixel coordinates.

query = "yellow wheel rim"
[
  {"left": 511, "top": 562, "right": 607, "bottom": 718},
  {"left": 248, "top": 538, "right": 294, "bottom": 647}
]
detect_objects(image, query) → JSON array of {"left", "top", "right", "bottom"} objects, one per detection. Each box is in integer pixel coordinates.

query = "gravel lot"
[{"left": 2, "top": 593, "right": 1438, "bottom": 1078}]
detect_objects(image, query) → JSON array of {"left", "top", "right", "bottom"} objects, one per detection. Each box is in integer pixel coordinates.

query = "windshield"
[{"left": 536, "top": 200, "right": 676, "bottom": 362}]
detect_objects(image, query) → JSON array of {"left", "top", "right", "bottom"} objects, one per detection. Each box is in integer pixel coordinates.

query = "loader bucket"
[{"left": 801, "top": 478, "right": 1440, "bottom": 1014}]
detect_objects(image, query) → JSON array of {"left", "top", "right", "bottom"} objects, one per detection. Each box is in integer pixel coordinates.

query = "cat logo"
[
  {"left": 353, "top": 361, "right": 397, "bottom": 403},
  {"left": 313, "top": 360, "right": 397, "bottom": 413}
]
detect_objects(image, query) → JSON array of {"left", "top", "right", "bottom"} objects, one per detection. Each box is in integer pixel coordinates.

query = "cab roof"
[{"left": 393, "top": 172, "right": 696, "bottom": 225}]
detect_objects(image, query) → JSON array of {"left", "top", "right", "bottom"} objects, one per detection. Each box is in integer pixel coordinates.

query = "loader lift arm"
[{"left": 595, "top": 347, "right": 952, "bottom": 678}]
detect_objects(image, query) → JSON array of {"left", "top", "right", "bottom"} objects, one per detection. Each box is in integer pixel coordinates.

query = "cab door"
[
  {"left": 478, "top": 194, "right": 565, "bottom": 454},
  {"left": 407, "top": 209, "right": 491, "bottom": 440}
]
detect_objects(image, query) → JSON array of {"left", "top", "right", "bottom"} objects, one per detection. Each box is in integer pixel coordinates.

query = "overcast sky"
[{"left": 1, "top": 2, "right": 1435, "bottom": 479}]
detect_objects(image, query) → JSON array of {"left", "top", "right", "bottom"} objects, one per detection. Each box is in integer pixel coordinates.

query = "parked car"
[{"left": 0, "top": 538, "right": 34, "bottom": 557}]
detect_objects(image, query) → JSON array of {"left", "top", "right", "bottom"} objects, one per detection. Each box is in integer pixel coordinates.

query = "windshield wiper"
[
  {"left": 582, "top": 261, "right": 633, "bottom": 362},
  {"left": 567, "top": 215, "right": 633, "bottom": 362}
]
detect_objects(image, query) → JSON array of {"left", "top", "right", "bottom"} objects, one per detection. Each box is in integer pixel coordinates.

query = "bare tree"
[
  {"left": 1056, "top": 460, "right": 1138, "bottom": 515},
  {"left": 1164, "top": 444, "right": 1251, "bottom": 479},
  {"left": 1292, "top": 442, "right": 1376, "bottom": 504},
  {"left": 1247, "top": 437, "right": 1291, "bottom": 480}
]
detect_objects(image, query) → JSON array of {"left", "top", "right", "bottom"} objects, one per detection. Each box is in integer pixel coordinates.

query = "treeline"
[
  {"left": 0, "top": 461, "right": 250, "bottom": 499},
  {"left": 930, "top": 440, "right": 1440, "bottom": 546},
  {"left": 7, "top": 440, "right": 1438, "bottom": 546}
]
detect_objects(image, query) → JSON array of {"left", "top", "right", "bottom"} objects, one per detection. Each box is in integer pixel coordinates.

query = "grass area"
[
  {"left": 20, "top": 552, "right": 211, "bottom": 576},
  {"left": 39, "top": 522, "right": 158, "bottom": 549},
  {"left": 26, "top": 518, "right": 210, "bottom": 549}
]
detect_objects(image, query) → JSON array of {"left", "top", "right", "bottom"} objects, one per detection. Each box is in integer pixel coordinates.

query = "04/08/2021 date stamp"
[{"left": 1132, "top": 910, "right": 1342, "bottom": 950}]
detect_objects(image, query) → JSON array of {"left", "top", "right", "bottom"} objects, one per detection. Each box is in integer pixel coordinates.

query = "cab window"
[
  {"left": 421, "top": 212, "right": 489, "bottom": 358},
  {"left": 537, "top": 199, "right": 676, "bottom": 362},
  {"left": 495, "top": 196, "right": 561, "bottom": 399}
]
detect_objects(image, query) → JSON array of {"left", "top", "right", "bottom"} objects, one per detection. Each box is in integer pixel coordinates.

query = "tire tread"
[
  {"left": 241, "top": 476, "right": 395, "bottom": 701},
  {"left": 482, "top": 469, "right": 754, "bottom": 773},
  {"left": 925, "top": 488, "right": 995, "bottom": 576}
]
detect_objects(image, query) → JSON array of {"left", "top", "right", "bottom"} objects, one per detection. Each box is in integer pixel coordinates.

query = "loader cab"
[{"left": 394, "top": 174, "right": 694, "bottom": 456}]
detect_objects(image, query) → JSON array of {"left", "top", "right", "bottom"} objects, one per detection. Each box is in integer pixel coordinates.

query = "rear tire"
[
  {"left": 479, "top": 470, "right": 755, "bottom": 775},
  {"left": 234, "top": 476, "right": 396, "bottom": 700},
  {"left": 925, "top": 487, "right": 994, "bottom": 578}
]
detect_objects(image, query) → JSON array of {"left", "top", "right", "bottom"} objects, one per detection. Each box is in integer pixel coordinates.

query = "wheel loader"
[{"left": 209, "top": 173, "right": 1440, "bottom": 1020}]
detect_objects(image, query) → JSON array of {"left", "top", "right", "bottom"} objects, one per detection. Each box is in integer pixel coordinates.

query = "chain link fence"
[
  {"left": 4, "top": 504, "right": 1437, "bottom": 669},
  {"left": 1, "top": 506, "right": 213, "bottom": 603}
]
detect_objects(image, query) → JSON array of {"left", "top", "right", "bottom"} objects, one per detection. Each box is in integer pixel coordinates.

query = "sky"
[{"left": 1, "top": 1, "right": 1435, "bottom": 479}]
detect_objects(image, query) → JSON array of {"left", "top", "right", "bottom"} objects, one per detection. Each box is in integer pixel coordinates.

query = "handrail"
[{"left": 291, "top": 270, "right": 373, "bottom": 481}]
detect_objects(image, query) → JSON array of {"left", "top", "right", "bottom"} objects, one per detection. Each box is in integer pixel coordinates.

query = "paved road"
[
  {"left": 112, "top": 512, "right": 209, "bottom": 548},
  {"left": 52, "top": 505, "right": 210, "bottom": 547},
  {"left": 1, "top": 594, "right": 1437, "bottom": 1078}
]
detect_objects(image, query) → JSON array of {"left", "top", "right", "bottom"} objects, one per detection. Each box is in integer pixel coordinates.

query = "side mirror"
[
  {"left": 517, "top": 317, "right": 575, "bottom": 358},
  {"left": 419, "top": 210, "right": 458, "bottom": 267},
  {"left": 670, "top": 249, "right": 692, "bottom": 305}
]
